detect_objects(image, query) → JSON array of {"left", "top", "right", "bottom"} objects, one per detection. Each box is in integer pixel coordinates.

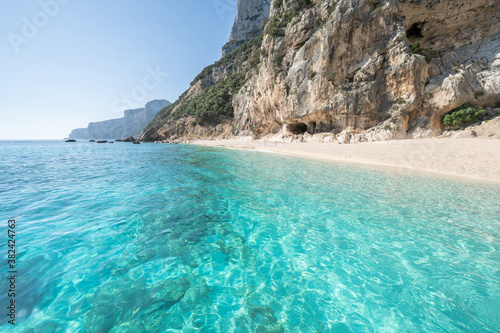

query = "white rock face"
[
  {"left": 69, "top": 99, "right": 170, "bottom": 140},
  {"left": 232, "top": 0, "right": 500, "bottom": 142},
  {"left": 222, "top": 0, "right": 271, "bottom": 56},
  {"left": 151, "top": 0, "right": 500, "bottom": 143}
]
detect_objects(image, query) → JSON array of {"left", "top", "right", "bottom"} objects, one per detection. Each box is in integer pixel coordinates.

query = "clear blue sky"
[{"left": 0, "top": 0, "right": 238, "bottom": 139}]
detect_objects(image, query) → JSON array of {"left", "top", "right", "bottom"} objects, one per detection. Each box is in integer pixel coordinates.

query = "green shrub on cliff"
[
  {"left": 394, "top": 97, "right": 405, "bottom": 104},
  {"left": 172, "top": 73, "right": 246, "bottom": 125},
  {"left": 442, "top": 105, "right": 485, "bottom": 127},
  {"left": 327, "top": 2, "right": 337, "bottom": 16},
  {"left": 266, "top": 17, "right": 286, "bottom": 37},
  {"left": 264, "top": 0, "right": 312, "bottom": 38},
  {"left": 143, "top": 92, "right": 187, "bottom": 133},
  {"left": 411, "top": 41, "right": 422, "bottom": 54},
  {"left": 295, "top": 0, "right": 312, "bottom": 11},
  {"left": 250, "top": 52, "right": 261, "bottom": 69},
  {"left": 146, "top": 34, "right": 263, "bottom": 131}
]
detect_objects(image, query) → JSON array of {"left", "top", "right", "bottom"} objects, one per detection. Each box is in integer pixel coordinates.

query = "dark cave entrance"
[
  {"left": 307, "top": 121, "right": 316, "bottom": 134},
  {"left": 287, "top": 122, "right": 308, "bottom": 134},
  {"left": 286, "top": 121, "right": 317, "bottom": 135},
  {"left": 406, "top": 22, "right": 424, "bottom": 40}
]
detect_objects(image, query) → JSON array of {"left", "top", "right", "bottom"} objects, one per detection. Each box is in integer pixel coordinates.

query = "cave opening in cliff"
[
  {"left": 287, "top": 122, "right": 308, "bottom": 135},
  {"left": 307, "top": 121, "right": 317, "bottom": 134},
  {"left": 406, "top": 23, "right": 424, "bottom": 39}
]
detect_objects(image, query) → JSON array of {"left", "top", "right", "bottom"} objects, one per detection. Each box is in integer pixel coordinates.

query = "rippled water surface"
[{"left": 0, "top": 141, "right": 499, "bottom": 332}]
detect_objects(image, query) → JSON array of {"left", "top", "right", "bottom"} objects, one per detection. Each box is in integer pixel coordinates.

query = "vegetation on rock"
[
  {"left": 264, "top": 0, "right": 312, "bottom": 37},
  {"left": 146, "top": 34, "right": 263, "bottom": 131},
  {"left": 411, "top": 41, "right": 422, "bottom": 54},
  {"left": 191, "top": 34, "right": 263, "bottom": 84},
  {"left": 140, "top": 0, "right": 498, "bottom": 142},
  {"left": 442, "top": 105, "right": 485, "bottom": 127},
  {"left": 394, "top": 97, "right": 406, "bottom": 104},
  {"left": 171, "top": 73, "right": 246, "bottom": 125}
]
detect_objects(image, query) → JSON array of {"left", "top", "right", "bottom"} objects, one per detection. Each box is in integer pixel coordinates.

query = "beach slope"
[{"left": 194, "top": 138, "right": 500, "bottom": 184}]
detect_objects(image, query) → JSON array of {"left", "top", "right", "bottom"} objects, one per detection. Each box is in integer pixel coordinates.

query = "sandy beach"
[{"left": 193, "top": 138, "right": 500, "bottom": 184}]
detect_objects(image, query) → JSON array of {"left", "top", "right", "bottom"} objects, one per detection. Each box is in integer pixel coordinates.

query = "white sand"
[{"left": 193, "top": 138, "right": 500, "bottom": 184}]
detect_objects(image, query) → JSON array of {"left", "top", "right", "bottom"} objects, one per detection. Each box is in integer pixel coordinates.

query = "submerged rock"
[
  {"left": 35, "top": 320, "right": 65, "bottom": 333},
  {"left": 147, "top": 276, "right": 190, "bottom": 306}
]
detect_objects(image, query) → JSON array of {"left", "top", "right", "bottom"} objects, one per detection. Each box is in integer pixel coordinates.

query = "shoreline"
[{"left": 192, "top": 138, "right": 500, "bottom": 185}]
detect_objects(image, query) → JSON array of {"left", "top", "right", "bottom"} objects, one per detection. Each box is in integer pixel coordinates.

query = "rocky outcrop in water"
[
  {"left": 69, "top": 100, "right": 170, "bottom": 140},
  {"left": 116, "top": 136, "right": 136, "bottom": 142},
  {"left": 141, "top": 127, "right": 159, "bottom": 142},
  {"left": 143, "top": 0, "right": 500, "bottom": 143}
]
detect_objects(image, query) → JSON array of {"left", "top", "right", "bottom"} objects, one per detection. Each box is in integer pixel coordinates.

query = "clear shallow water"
[{"left": 0, "top": 140, "right": 499, "bottom": 332}]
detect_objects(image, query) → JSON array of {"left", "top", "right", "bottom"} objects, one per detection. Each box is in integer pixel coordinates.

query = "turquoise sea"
[{"left": 0, "top": 140, "right": 499, "bottom": 332}]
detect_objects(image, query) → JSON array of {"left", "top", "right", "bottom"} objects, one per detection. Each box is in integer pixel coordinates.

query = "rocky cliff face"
[
  {"left": 68, "top": 128, "right": 90, "bottom": 139},
  {"left": 222, "top": 0, "right": 271, "bottom": 55},
  {"left": 142, "top": 0, "right": 499, "bottom": 143},
  {"left": 233, "top": 0, "right": 500, "bottom": 142},
  {"left": 69, "top": 99, "right": 170, "bottom": 140}
]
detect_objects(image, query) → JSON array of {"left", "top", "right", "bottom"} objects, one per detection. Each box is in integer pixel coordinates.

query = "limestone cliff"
[
  {"left": 142, "top": 0, "right": 500, "bottom": 143},
  {"left": 69, "top": 99, "right": 170, "bottom": 140},
  {"left": 234, "top": 0, "right": 500, "bottom": 142},
  {"left": 222, "top": 0, "right": 272, "bottom": 56}
]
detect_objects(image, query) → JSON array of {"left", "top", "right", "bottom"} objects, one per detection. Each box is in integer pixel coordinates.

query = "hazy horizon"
[{"left": 0, "top": 0, "right": 238, "bottom": 140}]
